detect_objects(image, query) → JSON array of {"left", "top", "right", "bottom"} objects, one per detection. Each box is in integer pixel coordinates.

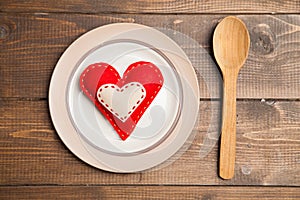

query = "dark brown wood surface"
[
  {"left": 0, "top": 186, "right": 299, "bottom": 199},
  {"left": 0, "top": 0, "right": 299, "bottom": 199},
  {"left": 1, "top": 100, "right": 299, "bottom": 186},
  {"left": 1, "top": 0, "right": 300, "bottom": 13}
]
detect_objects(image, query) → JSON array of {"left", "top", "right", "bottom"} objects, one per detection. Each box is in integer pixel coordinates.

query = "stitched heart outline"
[
  {"left": 80, "top": 61, "right": 164, "bottom": 140},
  {"left": 96, "top": 82, "right": 146, "bottom": 122}
]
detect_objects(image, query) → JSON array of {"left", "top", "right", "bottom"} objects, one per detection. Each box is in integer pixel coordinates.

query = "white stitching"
[
  {"left": 80, "top": 62, "right": 163, "bottom": 136},
  {"left": 97, "top": 82, "right": 146, "bottom": 122}
]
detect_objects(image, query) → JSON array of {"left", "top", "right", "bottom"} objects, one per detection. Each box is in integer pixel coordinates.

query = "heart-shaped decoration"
[
  {"left": 97, "top": 82, "right": 146, "bottom": 122},
  {"left": 80, "top": 61, "right": 164, "bottom": 140}
]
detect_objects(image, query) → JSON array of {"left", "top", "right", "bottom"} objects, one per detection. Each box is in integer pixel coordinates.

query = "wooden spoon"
[{"left": 213, "top": 16, "right": 250, "bottom": 179}]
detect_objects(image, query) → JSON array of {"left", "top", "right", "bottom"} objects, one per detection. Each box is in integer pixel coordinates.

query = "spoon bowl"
[
  {"left": 214, "top": 16, "right": 250, "bottom": 73},
  {"left": 213, "top": 16, "right": 250, "bottom": 179}
]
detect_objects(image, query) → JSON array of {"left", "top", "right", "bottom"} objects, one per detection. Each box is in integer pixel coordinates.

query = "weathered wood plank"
[
  {"left": 0, "top": 186, "right": 299, "bottom": 200},
  {"left": 0, "top": 0, "right": 300, "bottom": 14},
  {"left": 0, "top": 99, "right": 299, "bottom": 185},
  {"left": 0, "top": 14, "right": 299, "bottom": 99}
]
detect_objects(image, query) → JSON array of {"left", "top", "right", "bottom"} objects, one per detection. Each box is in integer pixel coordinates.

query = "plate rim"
[{"left": 49, "top": 22, "right": 200, "bottom": 172}]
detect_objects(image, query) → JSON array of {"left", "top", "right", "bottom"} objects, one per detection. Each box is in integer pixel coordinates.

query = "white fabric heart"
[{"left": 97, "top": 82, "right": 146, "bottom": 122}]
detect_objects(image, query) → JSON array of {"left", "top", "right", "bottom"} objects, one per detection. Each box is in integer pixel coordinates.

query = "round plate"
[{"left": 49, "top": 23, "right": 199, "bottom": 172}]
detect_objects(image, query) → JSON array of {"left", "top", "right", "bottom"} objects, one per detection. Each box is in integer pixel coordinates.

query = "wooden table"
[{"left": 0, "top": 1, "right": 299, "bottom": 199}]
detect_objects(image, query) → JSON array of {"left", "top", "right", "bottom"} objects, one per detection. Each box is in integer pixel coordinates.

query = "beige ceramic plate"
[{"left": 49, "top": 23, "right": 199, "bottom": 172}]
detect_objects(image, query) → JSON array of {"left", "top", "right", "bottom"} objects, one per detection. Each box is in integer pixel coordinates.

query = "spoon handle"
[{"left": 220, "top": 74, "right": 237, "bottom": 179}]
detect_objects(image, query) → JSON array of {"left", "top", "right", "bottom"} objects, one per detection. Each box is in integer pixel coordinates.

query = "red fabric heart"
[{"left": 80, "top": 61, "right": 164, "bottom": 140}]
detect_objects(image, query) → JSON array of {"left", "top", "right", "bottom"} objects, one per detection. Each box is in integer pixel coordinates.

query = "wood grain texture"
[
  {"left": 0, "top": 186, "right": 299, "bottom": 200},
  {"left": 1, "top": 0, "right": 299, "bottom": 197},
  {"left": 0, "top": 14, "right": 299, "bottom": 99},
  {"left": 213, "top": 16, "right": 250, "bottom": 179},
  {"left": 0, "top": 100, "right": 299, "bottom": 186},
  {"left": 0, "top": 0, "right": 300, "bottom": 14}
]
